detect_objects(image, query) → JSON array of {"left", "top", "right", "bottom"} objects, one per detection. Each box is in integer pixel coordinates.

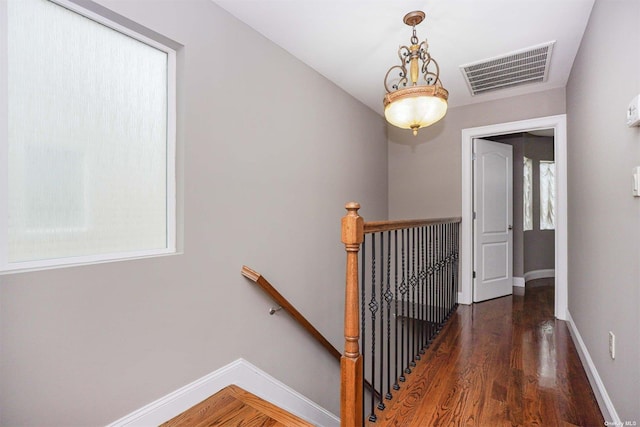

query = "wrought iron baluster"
[
  {"left": 449, "top": 223, "right": 452, "bottom": 310},
  {"left": 408, "top": 228, "right": 413, "bottom": 358},
  {"left": 454, "top": 223, "right": 459, "bottom": 308},
  {"left": 425, "top": 227, "right": 430, "bottom": 349},
  {"left": 420, "top": 226, "right": 426, "bottom": 354},
  {"left": 444, "top": 224, "right": 448, "bottom": 321},
  {"left": 436, "top": 224, "right": 443, "bottom": 332},
  {"left": 405, "top": 229, "right": 413, "bottom": 373},
  {"left": 416, "top": 227, "right": 422, "bottom": 358},
  {"left": 449, "top": 222, "right": 455, "bottom": 315},
  {"left": 418, "top": 227, "right": 429, "bottom": 348},
  {"left": 445, "top": 224, "right": 451, "bottom": 314},
  {"left": 401, "top": 229, "right": 410, "bottom": 377},
  {"left": 430, "top": 225, "right": 435, "bottom": 343},
  {"left": 384, "top": 231, "right": 393, "bottom": 401},
  {"left": 448, "top": 223, "right": 453, "bottom": 315},
  {"left": 377, "top": 233, "right": 385, "bottom": 411},
  {"left": 434, "top": 225, "right": 438, "bottom": 327},
  {"left": 421, "top": 227, "right": 426, "bottom": 355},
  {"left": 369, "top": 235, "right": 378, "bottom": 422},
  {"left": 438, "top": 224, "right": 442, "bottom": 322},
  {"left": 433, "top": 224, "right": 437, "bottom": 329},
  {"left": 444, "top": 223, "right": 450, "bottom": 317},
  {"left": 393, "top": 230, "right": 400, "bottom": 391},
  {"left": 410, "top": 228, "right": 417, "bottom": 368},
  {"left": 360, "top": 235, "right": 366, "bottom": 423},
  {"left": 451, "top": 223, "right": 455, "bottom": 313},
  {"left": 425, "top": 226, "right": 432, "bottom": 347},
  {"left": 424, "top": 226, "right": 429, "bottom": 345}
]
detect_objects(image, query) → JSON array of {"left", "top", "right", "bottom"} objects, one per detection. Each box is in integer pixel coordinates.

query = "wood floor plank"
[
  {"left": 369, "top": 279, "right": 604, "bottom": 426},
  {"left": 161, "top": 384, "right": 313, "bottom": 427}
]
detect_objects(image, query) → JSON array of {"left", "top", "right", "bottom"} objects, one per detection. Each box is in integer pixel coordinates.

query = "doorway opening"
[
  {"left": 460, "top": 115, "right": 567, "bottom": 320},
  {"left": 480, "top": 131, "right": 556, "bottom": 300}
]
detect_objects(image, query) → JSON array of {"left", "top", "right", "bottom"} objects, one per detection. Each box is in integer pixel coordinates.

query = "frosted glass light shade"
[{"left": 384, "top": 86, "right": 448, "bottom": 135}]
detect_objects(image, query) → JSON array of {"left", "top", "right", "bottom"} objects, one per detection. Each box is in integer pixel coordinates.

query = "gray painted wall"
[
  {"left": 566, "top": 0, "right": 640, "bottom": 421},
  {"left": 388, "top": 88, "right": 566, "bottom": 220},
  {"left": 0, "top": 1, "right": 388, "bottom": 425}
]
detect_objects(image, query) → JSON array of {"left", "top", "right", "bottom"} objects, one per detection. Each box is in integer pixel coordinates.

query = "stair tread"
[{"left": 161, "top": 384, "right": 314, "bottom": 427}]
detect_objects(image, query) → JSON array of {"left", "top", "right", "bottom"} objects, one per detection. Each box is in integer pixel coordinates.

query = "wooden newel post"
[{"left": 341, "top": 202, "right": 364, "bottom": 427}]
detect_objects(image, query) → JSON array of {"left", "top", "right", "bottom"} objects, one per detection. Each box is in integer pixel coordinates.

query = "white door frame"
[{"left": 460, "top": 114, "right": 568, "bottom": 320}]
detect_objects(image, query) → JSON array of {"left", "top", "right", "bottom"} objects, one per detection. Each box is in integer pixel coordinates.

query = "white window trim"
[{"left": 0, "top": 0, "right": 177, "bottom": 274}]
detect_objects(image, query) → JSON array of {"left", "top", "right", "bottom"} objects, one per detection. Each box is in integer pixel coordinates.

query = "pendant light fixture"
[{"left": 383, "top": 11, "right": 448, "bottom": 136}]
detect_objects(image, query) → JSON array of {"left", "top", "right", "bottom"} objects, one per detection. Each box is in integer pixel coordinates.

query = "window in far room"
[
  {"left": 523, "top": 156, "right": 533, "bottom": 231},
  {"left": 539, "top": 161, "right": 556, "bottom": 230}
]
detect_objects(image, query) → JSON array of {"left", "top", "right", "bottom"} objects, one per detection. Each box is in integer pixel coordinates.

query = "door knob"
[{"left": 508, "top": 225, "right": 513, "bottom": 230}]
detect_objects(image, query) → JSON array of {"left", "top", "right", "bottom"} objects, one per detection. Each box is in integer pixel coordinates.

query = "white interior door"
[{"left": 474, "top": 138, "right": 513, "bottom": 302}]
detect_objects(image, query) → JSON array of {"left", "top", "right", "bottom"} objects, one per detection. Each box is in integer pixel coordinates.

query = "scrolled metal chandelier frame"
[{"left": 383, "top": 11, "right": 448, "bottom": 136}]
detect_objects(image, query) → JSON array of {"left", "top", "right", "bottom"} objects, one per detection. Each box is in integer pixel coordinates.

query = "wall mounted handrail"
[
  {"left": 241, "top": 265, "right": 342, "bottom": 361},
  {"left": 241, "top": 265, "right": 381, "bottom": 403}
]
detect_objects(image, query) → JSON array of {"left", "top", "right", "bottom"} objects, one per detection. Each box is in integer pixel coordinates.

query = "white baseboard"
[
  {"left": 106, "top": 358, "right": 339, "bottom": 427},
  {"left": 513, "top": 277, "right": 525, "bottom": 287},
  {"left": 457, "top": 291, "right": 469, "bottom": 305},
  {"left": 565, "top": 311, "right": 619, "bottom": 424},
  {"left": 524, "top": 269, "right": 555, "bottom": 282}
]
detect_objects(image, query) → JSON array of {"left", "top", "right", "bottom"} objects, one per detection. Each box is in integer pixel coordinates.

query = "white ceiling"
[{"left": 212, "top": 0, "right": 594, "bottom": 116}]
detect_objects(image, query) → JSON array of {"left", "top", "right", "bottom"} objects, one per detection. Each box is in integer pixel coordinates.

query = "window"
[
  {"left": 540, "top": 161, "right": 555, "bottom": 230},
  {"left": 523, "top": 157, "right": 533, "bottom": 231},
  {"left": 1, "top": 0, "right": 176, "bottom": 272}
]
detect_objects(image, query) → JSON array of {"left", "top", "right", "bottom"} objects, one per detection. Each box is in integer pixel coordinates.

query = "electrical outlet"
[{"left": 609, "top": 331, "right": 616, "bottom": 360}]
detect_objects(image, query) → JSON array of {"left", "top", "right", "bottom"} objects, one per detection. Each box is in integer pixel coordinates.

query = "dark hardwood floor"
[{"left": 370, "top": 279, "right": 604, "bottom": 426}]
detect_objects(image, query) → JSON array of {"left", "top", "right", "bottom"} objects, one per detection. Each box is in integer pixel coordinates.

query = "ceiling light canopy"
[{"left": 383, "top": 11, "right": 448, "bottom": 136}]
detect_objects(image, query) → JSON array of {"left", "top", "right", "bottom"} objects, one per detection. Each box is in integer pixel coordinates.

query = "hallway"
[{"left": 370, "top": 279, "right": 603, "bottom": 426}]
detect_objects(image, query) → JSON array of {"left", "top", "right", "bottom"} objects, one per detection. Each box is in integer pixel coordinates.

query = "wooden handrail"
[
  {"left": 241, "top": 265, "right": 342, "bottom": 361},
  {"left": 341, "top": 202, "right": 364, "bottom": 427},
  {"left": 364, "top": 217, "right": 461, "bottom": 234}
]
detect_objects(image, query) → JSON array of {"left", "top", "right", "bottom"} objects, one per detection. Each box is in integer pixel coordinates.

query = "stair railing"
[{"left": 340, "top": 202, "right": 461, "bottom": 426}]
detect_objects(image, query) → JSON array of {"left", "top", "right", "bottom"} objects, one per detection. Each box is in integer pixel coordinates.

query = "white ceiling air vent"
[{"left": 460, "top": 41, "right": 555, "bottom": 96}]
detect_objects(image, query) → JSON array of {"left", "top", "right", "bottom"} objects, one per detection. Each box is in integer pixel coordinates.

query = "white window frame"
[{"left": 0, "top": 0, "right": 177, "bottom": 274}]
